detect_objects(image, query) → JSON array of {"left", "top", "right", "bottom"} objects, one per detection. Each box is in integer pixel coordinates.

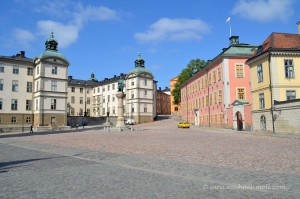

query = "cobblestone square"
[{"left": 1, "top": 118, "right": 299, "bottom": 199}]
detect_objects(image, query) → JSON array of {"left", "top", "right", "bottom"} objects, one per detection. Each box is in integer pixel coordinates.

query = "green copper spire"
[
  {"left": 134, "top": 52, "right": 145, "bottom": 67},
  {"left": 45, "top": 31, "right": 58, "bottom": 51}
]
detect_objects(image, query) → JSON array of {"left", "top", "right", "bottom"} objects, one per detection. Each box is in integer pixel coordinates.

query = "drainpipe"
[{"left": 268, "top": 53, "right": 275, "bottom": 133}]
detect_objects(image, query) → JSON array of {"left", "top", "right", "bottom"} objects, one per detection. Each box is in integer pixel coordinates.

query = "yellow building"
[
  {"left": 246, "top": 23, "right": 300, "bottom": 134},
  {"left": 170, "top": 76, "right": 181, "bottom": 115}
]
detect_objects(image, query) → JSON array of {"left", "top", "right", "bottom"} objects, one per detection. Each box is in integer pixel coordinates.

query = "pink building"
[{"left": 181, "top": 36, "right": 257, "bottom": 130}]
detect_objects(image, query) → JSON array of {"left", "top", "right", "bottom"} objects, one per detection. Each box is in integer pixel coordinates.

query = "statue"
[{"left": 118, "top": 79, "right": 124, "bottom": 92}]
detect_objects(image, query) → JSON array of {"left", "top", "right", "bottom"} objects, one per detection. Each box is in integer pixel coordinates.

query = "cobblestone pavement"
[{"left": 0, "top": 118, "right": 299, "bottom": 199}]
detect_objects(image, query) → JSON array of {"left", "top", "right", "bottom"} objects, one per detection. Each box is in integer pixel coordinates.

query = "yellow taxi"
[{"left": 177, "top": 121, "right": 191, "bottom": 128}]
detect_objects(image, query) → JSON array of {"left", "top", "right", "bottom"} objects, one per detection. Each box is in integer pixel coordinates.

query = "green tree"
[{"left": 172, "top": 59, "right": 206, "bottom": 105}]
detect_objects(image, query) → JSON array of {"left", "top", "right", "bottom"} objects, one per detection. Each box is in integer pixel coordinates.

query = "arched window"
[{"left": 260, "top": 115, "right": 266, "bottom": 130}]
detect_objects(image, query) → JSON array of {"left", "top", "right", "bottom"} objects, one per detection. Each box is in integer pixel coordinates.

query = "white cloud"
[
  {"left": 232, "top": 0, "right": 294, "bottom": 22},
  {"left": 134, "top": 18, "right": 210, "bottom": 43},
  {"left": 12, "top": 2, "right": 120, "bottom": 49},
  {"left": 13, "top": 28, "right": 35, "bottom": 47},
  {"left": 37, "top": 20, "right": 79, "bottom": 48}
]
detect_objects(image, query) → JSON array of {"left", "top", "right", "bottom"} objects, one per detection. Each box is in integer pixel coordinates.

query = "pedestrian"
[
  {"left": 30, "top": 125, "right": 33, "bottom": 133},
  {"left": 76, "top": 122, "right": 79, "bottom": 129}
]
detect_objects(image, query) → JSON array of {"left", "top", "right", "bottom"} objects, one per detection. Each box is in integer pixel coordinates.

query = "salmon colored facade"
[
  {"left": 170, "top": 77, "right": 181, "bottom": 115},
  {"left": 181, "top": 36, "right": 257, "bottom": 130}
]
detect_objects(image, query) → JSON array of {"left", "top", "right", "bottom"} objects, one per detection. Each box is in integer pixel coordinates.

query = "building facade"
[
  {"left": 125, "top": 53, "right": 157, "bottom": 123},
  {"left": 0, "top": 35, "right": 157, "bottom": 132},
  {"left": 181, "top": 36, "right": 257, "bottom": 130},
  {"left": 170, "top": 77, "right": 181, "bottom": 116},
  {"left": 156, "top": 87, "right": 171, "bottom": 115},
  {"left": 246, "top": 24, "right": 300, "bottom": 134}
]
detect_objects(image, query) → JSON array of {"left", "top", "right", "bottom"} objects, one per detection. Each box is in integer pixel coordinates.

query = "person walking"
[{"left": 30, "top": 125, "right": 33, "bottom": 133}]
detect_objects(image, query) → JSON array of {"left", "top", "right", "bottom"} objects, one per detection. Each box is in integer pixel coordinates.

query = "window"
[
  {"left": 11, "top": 117, "right": 17, "bottom": 123},
  {"left": 71, "top": 108, "right": 75, "bottom": 115},
  {"left": 52, "top": 66, "right": 57, "bottom": 74},
  {"left": 0, "top": 79, "right": 3, "bottom": 91},
  {"left": 11, "top": 99, "right": 18, "bottom": 110},
  {"left": 36, "top": 80, "right": 39, "bottom": 91},
  {"left": 213, "top": 71, "right": 216, "bottom": 83},
  {"left": 236, "top": 64, "right": 244, "bottom": 78},
  {"left": 80, "top": 88, "right": 83, "bottom": 93},
  {"left": 208, "top": 74, "right": 211, "bottom": 85},
  {"left": 144, "top": 90, "right": 147, "bottom": 96},
  {"left": 87, "top": 97, "right": 90, "bottom": 104},
  {"left": 112, "top": 96, "right": 115, "bottom": 102},
  {"left": 108, "top": 95, "right": 110, "bottom": 102},
  {"left": 108, "top": 85, "right": 110, "bottom": 91},
  {"left": 257, "top": 63, "right": 263, "bottom": 82},
  {"left": 27, "top": 67, "right": 33, "bottom": 76},
  {"left": 214, "top": 92, "right": 217, "bottom": 104},
  {"left": 51, "top": 99, "right": 56, "bottom": 110},
  {"left": 27, "top": 82, "right": 32, "bottom": 92},
  {"left": 26, "top": 117, "right": 31, "bottom": 123},
  {"left": 144, "top": 104, "right": 147, "bottom": 112},
  {"left": 131, "top": 81, "right": 134, "bottom": 86},
  {"left": 0, "top": 98, "right": 2, "bottom": 109},
  {"left": 0, "top": 63, "right": 4, "bottom": 73},
  {"left": 144, "top": 79, "right": 147, "bottom": 86},
  {"left": 218, "top": 67, "right": 221, "bottom": 81},
  {"left": 206, "top": 95, "right": 208, "bottom": 106},
  {"left": 284, "top": 60, "right": 294, "bottom": 78},
  {"left": 259, "top": 93, "right": 265, "bottom": 108},
  {"left": 51, "top": 81, "right": 57, "bottom": 91},
  {"left": 286, "top": 90, "right": 296, "bottom": 101},
  {"left": 112, "top": 84, "right": 115, "bottom": 90},
  {"left": 13, "top": 65, "right": 19, "bottom": 74},
  {"left": 260, "top": 115, "right": 266, "bottom": 130},
  {"left": 71, "top": 96, "right": 75, "bottom": 103},
  {"left": 131, "top": 107, "right": 134, "bottom": 113},
  {"left": 102, "top": 87, "right": 105, "bottom": 92},
  {"left": 80, "top": 97, "right": 83, "bottom": 104},
  {"left": 219, "top": 90, "right": 223, "bottom": 104},
  {"left": 131, "top": 91, "right": 134, "bottom": 99},
  {"left": 237, "top": 88, "right": 245, "bottom": 100},
  {"left": 26, "top": 100, "right": 32, "bottom": 111},
  {"left": 103, "top": 98, "right": 105, "bottom": 103},
  {"left": 79, "top": 108, "right": 83, "bottom": 116},
  {"left": 102, "top": 108, "right": 105, "bottom": 115},
  {"left": 37, "top": 66, "right": 39, "bottom": 75},
  {"left": 71, "top": 87, "right": 75, "bottom": 92},
  {"left": 209, "top": 94, "right": 212, "bottom": 105},
  {"left": 36, "top": 99, "right": 39, "bottom": 110},
  {"left": 12, "top": 80, "right": 18, "bottom": 92}
]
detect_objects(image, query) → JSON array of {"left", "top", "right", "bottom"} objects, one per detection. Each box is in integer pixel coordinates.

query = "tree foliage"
[{"left": 171, "top": 59, "right": 206, "bottom": 105}]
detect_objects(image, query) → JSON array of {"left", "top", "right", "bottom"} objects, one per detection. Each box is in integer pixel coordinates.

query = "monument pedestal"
[{"left": 108, "top": 91, "right": 130, "bottom": 131}]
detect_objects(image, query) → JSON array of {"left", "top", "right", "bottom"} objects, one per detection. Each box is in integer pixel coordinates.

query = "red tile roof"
[{"left": 250, "top": 33, "right": 300, "bottom": 59}]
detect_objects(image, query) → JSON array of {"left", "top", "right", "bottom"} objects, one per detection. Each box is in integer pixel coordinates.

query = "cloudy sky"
[{"left": 1, "top": 0, "right": 299, "bottom": 88}]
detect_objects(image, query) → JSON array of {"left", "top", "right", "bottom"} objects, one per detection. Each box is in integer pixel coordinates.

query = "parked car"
[
  {"left": 178, "top": 121, "right": 190, "bottom": 128},
  {"left": 125, "top": 119, "right": 135, "bottom": 125}
]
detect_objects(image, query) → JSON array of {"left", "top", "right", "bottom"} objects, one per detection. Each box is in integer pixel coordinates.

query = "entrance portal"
[{"left": 236, "top": 111, "right": 243, "bottom": 131}]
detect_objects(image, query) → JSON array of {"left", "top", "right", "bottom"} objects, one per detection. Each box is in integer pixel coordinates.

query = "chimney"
[
  {"left": 159, "top": 87, "right": 161, "bottom": 90},
  {"left": 229, "top": 36, "right": 239, "bottom": 45},
  {"left": 297, "top": 21, "right": 300, "bottom": 34},
  {"left": 68, "top": 76, "right": 73, "bottom": 80},
  {"left": 20, "top": 51, "right": 25, "bottom": 58}
]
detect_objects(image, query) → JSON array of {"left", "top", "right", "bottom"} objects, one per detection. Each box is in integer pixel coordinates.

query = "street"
[{"left": 0, "top": 118, "right": 299, "bottom": 199}]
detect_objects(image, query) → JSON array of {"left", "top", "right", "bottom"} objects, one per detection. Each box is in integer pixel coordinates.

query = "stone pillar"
[{"left": 115, "top": 91, "right": 126, "bottom": 128}]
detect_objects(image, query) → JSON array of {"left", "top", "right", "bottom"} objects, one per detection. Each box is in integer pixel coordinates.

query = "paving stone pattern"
[{"left": 0, "top": 118, "right": 299, "bottom": 199}]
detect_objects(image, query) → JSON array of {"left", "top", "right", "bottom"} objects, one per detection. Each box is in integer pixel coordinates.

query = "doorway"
[{"left": 236, "top": 111, "right": 243, "bottom": 131}]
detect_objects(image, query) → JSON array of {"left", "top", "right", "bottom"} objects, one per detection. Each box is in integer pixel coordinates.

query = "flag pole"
[{"left": 226, "top": 17, "right": 231, "bottom": 37}]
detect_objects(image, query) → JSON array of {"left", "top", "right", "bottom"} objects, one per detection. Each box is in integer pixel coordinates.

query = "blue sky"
[{"left": 1, "top": 0, "right": 299, "bottom": 88}]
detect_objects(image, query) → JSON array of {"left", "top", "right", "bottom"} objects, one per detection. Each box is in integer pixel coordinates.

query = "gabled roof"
[{"left": 247, "top": 32, "right": 300, "bottom": 63}]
